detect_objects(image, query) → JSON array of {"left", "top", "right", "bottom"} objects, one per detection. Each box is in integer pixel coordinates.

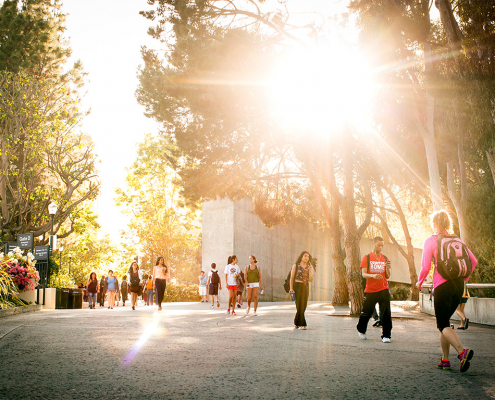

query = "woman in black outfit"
[
  {"left": 98, "top": 275, "right": 107, "bottom": 307},
  {"left": 289, "top": 251, "right": 314, "bottom": 330},
  {"left": 86, "top": 272, "right": 99, "bottom": 309}
]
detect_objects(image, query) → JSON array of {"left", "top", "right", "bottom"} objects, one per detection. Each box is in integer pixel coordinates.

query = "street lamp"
[{"left": 48, "top": 202, "right": 58, "bottom": 251}]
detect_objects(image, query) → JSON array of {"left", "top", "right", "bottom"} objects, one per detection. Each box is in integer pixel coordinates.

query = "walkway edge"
[{"left": 0, "top": 304, "right": 43, "bottom": 318}]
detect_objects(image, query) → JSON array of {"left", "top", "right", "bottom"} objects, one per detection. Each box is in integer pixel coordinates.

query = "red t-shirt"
[{"left": 360, "top": 252, "right": 390, "bottom": 293}]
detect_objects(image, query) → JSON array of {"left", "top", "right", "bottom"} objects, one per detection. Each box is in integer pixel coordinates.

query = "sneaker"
[
  {"left": 358, "top": 332, "right": 367, "bottom": 340},
  {"left": 246, "top": 306, "right": 250, "bottom": 315},
  {"left": 237, "top": 303, "right": 241, "bottom": 308},
  {"left": 382, "top": 337, "right": 391, "bottom": 343},
  {"left": 437, "top": 359, "right": 451, "bottom": 370},
  {"left": 217, "top": 301, "right": 220, "bottom": 308},
  {"left": 300, "top": 326, "right": 307, "bottom": 330},
  {"left": 240, "top": 302, "right": 243, "bottom": 306},
  {"left": 372, "top": 320, "right": 382, "bottom": 328},
  {"left": 211, "top": 305, "right": 214, "bottom": 308},
  {"left": 294, "top": 326, "right": 299, "bottom": 329},
  {"left": 458, "top": 349, "right": 474, "bottom": 372},
  {"left": 227, "top": 309, "right": 230, "bottom": 315},
  {"left": 253, "top": 311, "right": 257, "bottom": 316},
  {"left": 232, "top": 310, "right": 236, "bottom": 315}
]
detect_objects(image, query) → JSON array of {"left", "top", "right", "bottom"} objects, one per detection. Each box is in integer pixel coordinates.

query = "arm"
[
  {"left": 225, "top": 273, "right": 229, "bottom": 287},
  {"left": 152, "top": 266, "right": 155, "bottom": 282},
  {"left": 417, "top": 237, "right": 434, "bottom": 288},
  {"left": 309, "top": 266, "right": 314, "bottom": 282},
  {"left": 466, "top": 249, "right": 478, "bottom": 281},
  {"left": 385, "top": 261, "right": 391, "bottom": 280},
  {"left": 289, "top": 264, "right": 296, "bottom": 293},
  {"left": 258, "top": 266, "right": 263, "bottom": 290},
  {"left": 244, "top": 267, "right": 248, "bottom": 287}
]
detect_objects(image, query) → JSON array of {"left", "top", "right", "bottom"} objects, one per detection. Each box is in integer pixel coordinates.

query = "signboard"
[
  {"left": 34, "top": 245, "right": 50, "bottom": 261},
  {"left": 49, "top": 235, "right": 57, "bottom": 251},
  {"left": 4, "top": 241, "right": 19, "bottom": 254},
  {"left": 17, "top": 233, "right": 34, "bottom": 250}
]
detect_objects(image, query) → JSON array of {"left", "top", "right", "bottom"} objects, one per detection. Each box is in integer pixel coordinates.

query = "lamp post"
[
  {"left": 48, "top": 202, "right": 58, "bottom": 251},
  {"left": 69, "top": 254, "right": 72, "bottom": 275}
]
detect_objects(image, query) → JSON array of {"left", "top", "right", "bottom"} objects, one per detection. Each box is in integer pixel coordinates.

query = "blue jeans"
[
  {"left": 146, "top": 289, "right": 154, "bottom": 306},
  {"left": 88, "top": 292, "right": 97, "bottom": 308}
]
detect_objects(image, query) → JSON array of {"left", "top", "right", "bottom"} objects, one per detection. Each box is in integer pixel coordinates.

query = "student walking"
[
  {"left": 245, "top": 255, "right": 263, "bottom": 316},
  {"left": 225, "top": 255, "right": 240, "bottom": 315},
  {"left": 356, "top": 237, "right": 392, "bottom": 342},
  {"left": 128, "top": 262, "right": 141, "bottom": 310},
  {"left": 236, "top": 269, "right": 245, "bottom": 308},
  {"left": 106, "top": 270, "right": 119, "bottom": 309},
  {"left": 207, "top": 263, "right": 221, "bottom": 308},
  {"left": 98, "top": 275, "right": 107, "bottom": 307},
  {"left": 86, "top": 272, "right": 99, "bottom": 309},
  {"left": 120, "top": 275, "right": 128, "bottom": 306},
  {"left": 153, "top": 257, "right": 169, "bottom": 311},
  {"left": 198, "top": 271, "right": 208, "bottom": 302},
  {"left": 416, "top": 210, "right": 477, "bottom": 372},
  {"left": 145, "top": 275, "right": 155, "bottom": 306},
  {"left": 289, "top": 251, "right": 314, "bottom": 329}
]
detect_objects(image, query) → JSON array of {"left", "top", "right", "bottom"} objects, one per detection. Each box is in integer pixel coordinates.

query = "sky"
[{"left": 61, "top": 0, "right": 440, "bottom": 244}]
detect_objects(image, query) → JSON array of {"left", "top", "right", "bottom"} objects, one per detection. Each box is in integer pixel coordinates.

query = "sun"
[{"left": 266, "top": 42, "right": 376, "bottom": 138}]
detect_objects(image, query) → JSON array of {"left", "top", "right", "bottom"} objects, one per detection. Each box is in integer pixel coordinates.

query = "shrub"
[
  {"left": 390, "top": 285, "right": 410, "bottom": 300},
  {"left": 0, "top": 267, "right": 24, "bottom": 309},
  {"left": 1, "top": 247, "right": 39, "bottom": 292},
  {"left": 163, "top": 283, "right": 201, "bottom": 302},
  {"left": 48, "top": 272, "right": 75, "bottom": 289},
  {"left": 469, "top": 253, "right": 495, "bottom": 298}
]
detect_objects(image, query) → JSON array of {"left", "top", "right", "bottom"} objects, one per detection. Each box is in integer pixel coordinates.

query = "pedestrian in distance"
[
  {"left": 455, "top": 282, "right": 470, "bottom": 330},
  {"left": 145, "top": 274, "right": 155, "bottom": 306},
  {"left": 207, "top": 263, "right": 221, "bottom": 308},
  {"left": 225, "top": 255, "right": 240, "bottom": 315},
  {"left": 289, "top": 251, "right": 314, "bottom": 330},
  {"left": 198, "top": 271, "right": 208, "bottom": 302},
  {"left": 356, "top": 237, "right": 392, "bottom": 342},
  {"left": 153, "top": 256, "right": 170, "bottom": 311},
  {"left": 86, "top": 272, "right": 98, "bottom": 309},
  {"left": 416, "top": 210, "right": 477, "bottom": 372},
  {"left": 236, "top": 269, "right": 245, "bottom": 308},
  {"left": 98, "top": 275, "right": 107, "bottom": 307},
  {"left": 120, "top": 275, "right": 128, "bottom": 306},
  {"left": 128, "top": 261, "right": 141, "bottom": 310},
  {"left": 106, "top": 270, "right": 119, "bottom": 309},
  {"left": 245, "top": 255, "right": 263, "bottom": 316}
]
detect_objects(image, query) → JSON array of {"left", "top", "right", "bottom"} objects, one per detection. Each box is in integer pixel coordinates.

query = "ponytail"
[{"left": 430, "top": 210, "right": 452, "bottom": 233}]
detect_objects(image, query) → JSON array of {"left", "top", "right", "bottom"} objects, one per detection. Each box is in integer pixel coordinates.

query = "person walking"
[
  {"left": 245, "top": 255, "right": 263, "bottom": 316},
  {"left": 207, "top": 263, "right": 221, "bottom": 308},
  {"left": 225, "top": 255, "right": 240, "bottom": 315},
  {"left": 289, "top": 251, "right": 314, "bottom": 329},
  {"left": 106, "top": 270, "right": 119, "bottom": 309},
  {"left": 455, "top": 282, "right": 470, "bottom": 330},
  {"left": 153, "top": 257, "right": 169, "bottom": 311},
  {"left": 128, "top": 261, "right": 141, "bottom": 311},
  {"left": 145, "top": 274, "right": 155, "bottom": 306},
  {"left": 236, "top": 269, "right": 245, "bottom": 309},
  {"left": 120, "top": 275, "right": 128, "bottom": 306},
  {"left": 98, "top": 275, "right": 107, "bottom": 307},
  {"left": 198, "top": 271, "right": 208, "bottom": 302},
  {"left": 86, "top": 272, "right": 99, "bottom": 309},
  {"left": 416, "top": 210, "right": 478, "bottom": 372},
  {"left": 356, "top": 237, "right": 392, "bottom": 342}
]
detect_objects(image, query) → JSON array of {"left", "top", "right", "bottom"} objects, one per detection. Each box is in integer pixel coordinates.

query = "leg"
[
  {"left": 441, "top": 327, "right": 464, "bottom": 356},
  {"left": 456, "top": 303, "right": 466, "bottom": 327},
  {"left": 253, "top": 287, "right": 259, "bottom": 311},
  {"left": 247, "top": 288, "right": 253, "bottom": 307},
  {"left": 357, "top": 292, "right": 379, "bottom": 334},
  {"left": 378, "top": 290, "right": 392, "bottom": 338}
]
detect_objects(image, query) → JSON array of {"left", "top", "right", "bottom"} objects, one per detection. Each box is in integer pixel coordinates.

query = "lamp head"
[{"left": 48, "top": 202, "right": 58, "bottom": 215}]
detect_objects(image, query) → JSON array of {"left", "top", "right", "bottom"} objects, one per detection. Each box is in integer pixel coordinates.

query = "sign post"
[
  {"left": 34, "top": 245, "right": 50, "bottom": 305},
  {"left": 17, "top": 233, "right": 34, "bottom": 252}
]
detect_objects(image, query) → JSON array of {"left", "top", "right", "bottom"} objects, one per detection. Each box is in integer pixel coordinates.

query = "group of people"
[
  {"left": 84, "top": 256, "right": 170, "bottom": 311},
  {"left": 355, "top": 209, "right": 477, "bottom": 373}
]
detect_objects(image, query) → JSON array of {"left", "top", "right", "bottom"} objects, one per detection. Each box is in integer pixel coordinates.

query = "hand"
[
  {"left": 374, "top": 274, "right": 383, "bottom": 280},
  {"left": 416, "top": 282, "right": 421, "bottom": 289}
]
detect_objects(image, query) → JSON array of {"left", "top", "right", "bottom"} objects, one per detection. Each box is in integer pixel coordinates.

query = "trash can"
[
  {"left": 67, "top": 289, "right": 83, "bottom": 309},
  {"left": 55, "top": 288, "right": 70, "bottom": 309}
]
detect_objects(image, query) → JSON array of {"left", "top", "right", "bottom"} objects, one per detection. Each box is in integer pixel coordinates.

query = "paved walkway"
[{"left": 0, "top": 301, "right": 494, "bottom": 399}]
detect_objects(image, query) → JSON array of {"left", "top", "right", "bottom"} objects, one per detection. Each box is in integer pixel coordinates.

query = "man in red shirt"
[{"left": 356, "top": 236, "right": 392, "bottom": 342}]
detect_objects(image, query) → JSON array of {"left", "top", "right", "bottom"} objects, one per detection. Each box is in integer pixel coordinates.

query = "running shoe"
[
  {"left": 210, "top": 304, "right": 214, "bottom": 308},
  {"left": 227, "top": 309, "right": 230, "bottom": 315},
  {"left": 253, "top": 311, "right": 257, "bottom": 316},
  {"left": 382, "top": 337, "right": 391, "bottom": 343},
  {"left": 246, "top": 306, "right": 250, "bottom": 315},
  {"left": 372, "top": 320, "right": 382, "bottom": 328},
  {"left": 358, "top": 332, "right": 367, "bottom": 340},
  {"left": 300, "top": 326, "right": 307, "bottom": 330},
  {"left": 437, "top": 359, "right": 451, "bottom": 370},
  {"left": 232, "top": 310, "right": 236, "bottom": 315},
  {"left": 458, "top": 349, "right": 474, "bottom": 372},
  {"left": 237, "top": 303, "right": 241, "bottom": 308}
]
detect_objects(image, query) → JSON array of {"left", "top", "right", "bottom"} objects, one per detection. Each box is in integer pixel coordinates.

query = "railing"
[{"left": 421, "top": 283, "right": 495, "bottom": 298}]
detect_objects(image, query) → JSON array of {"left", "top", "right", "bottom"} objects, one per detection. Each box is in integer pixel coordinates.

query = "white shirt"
[{"left": 224, "top": 264, "right": 240, "bottom": 286}]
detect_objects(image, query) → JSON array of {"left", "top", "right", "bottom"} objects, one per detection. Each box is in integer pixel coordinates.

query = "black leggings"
[
  {"left": 357, "top": 289, "right": 392, "bottom": 338},
  {"left": 434, "top": 278, "right": 464, "bottom": 332},
  {"left": 155, "top": 279, "right": 166, "bottom": 307},
  {"left": 294, "top": 282, "right": 309, "bottom": 327}
]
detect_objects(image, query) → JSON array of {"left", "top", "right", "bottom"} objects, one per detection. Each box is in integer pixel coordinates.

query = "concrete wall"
[
  {"left": 419, "top": 292, "right": 495, "bottom": 326},
  {"left": 202, "top": 198, "right": 424, "bottom": 303}
]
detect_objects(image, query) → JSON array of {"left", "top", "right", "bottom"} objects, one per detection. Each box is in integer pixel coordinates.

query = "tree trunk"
[
  {"left": 0, "top": 136, "right": 9, "bottom": 224},
  {"left": 486, "top": 147, "right": 495, "bottom": 188}
]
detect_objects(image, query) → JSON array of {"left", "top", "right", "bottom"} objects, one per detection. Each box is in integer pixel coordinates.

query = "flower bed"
[{"left": 1, "top": 247, "right": 40, "bottom": 298}]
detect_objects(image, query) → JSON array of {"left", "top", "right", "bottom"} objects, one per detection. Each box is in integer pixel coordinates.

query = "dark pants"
[
  {"left": 294, "top": 282, "right": 309, "bottom": 327},
  {"left": 357, "top": 289, "right": 392, "bottom": 338},
  {"left": 155, "top": 279, "right": 166, "bottom": 307},
  {"left": 434, "top": 278, "right": 464, "bottom": 331}
]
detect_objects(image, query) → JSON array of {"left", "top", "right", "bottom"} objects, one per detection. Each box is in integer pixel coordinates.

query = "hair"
[
  {"left": 430, "top": 210, "right": 452, "bottom": 233},
  {"left": 89, "top": 272, "right": 97, "bottom": 281},
  {"left": 373, "top": 236, "right": 384, "bottom": 243},
  {"left": 128, "top": 261, "right": 139, "bottom": 275},
  {"left": 156, "top": 256, "right": 164, "bottom": 266},
  {"left": 250, "top": 255, "right": 258, "bottom": 264},
  {"left": 211, "top": 263, "right": 216, "bottom": 269},
  {"left": 143, "top": 274, "right": 148, "bottom": 279},
  {"left": 228, "top": 255, "right": 237, "bottom": 264},
  {"left": 295, "top": 251, "right": 311, "bottom": 266},
  {"left": 108, "top": 270, "right": 113, "bottom": 274},
  {"left": 122, "top": 275, "right": 127, "bottom": 280}
]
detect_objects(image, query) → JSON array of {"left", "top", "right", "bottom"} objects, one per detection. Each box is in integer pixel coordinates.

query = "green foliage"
[
  {"left": 162, "top": 283, "right": 201, "bottom": 302},
  {"left": 48, "top": 271, "right": 74, "bottom": 289},
  {"left": 0, "top": 267, "right": 23, "bottom": 309},
  {"left": 469, "top": 252, "right": 495, "bottom": 298},
  {"left": 389, "top": 285, "right": 410, "bottom": 301}
]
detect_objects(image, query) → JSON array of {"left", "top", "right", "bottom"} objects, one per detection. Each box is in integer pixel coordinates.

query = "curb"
[{"left": 0, "top": 304, "right": 43, "bottom": 319}]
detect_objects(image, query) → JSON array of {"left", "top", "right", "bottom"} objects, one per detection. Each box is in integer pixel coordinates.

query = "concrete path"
[{"left": 0, "top": 301, "right": 494, "bottom": 399}]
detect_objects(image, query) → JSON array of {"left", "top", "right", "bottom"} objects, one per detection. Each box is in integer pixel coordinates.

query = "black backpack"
[
  {"left": 210, "top": 270, "right": 219, "bottom": 284},
  {"left": 435, "top": 234, "right": 473, "bottom": 280},
  {"left": 130, "top": 276, "right": 140, "bottom": 287},
  {"left": 121, "top": 281, "right": 128, "bottom": 291},
  {"left": 362, "top": 253, "right": 388, "bottom": 290}
]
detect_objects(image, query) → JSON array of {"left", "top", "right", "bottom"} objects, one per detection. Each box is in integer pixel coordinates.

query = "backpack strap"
[{"left": 366, "top": 254, "right": 370, "bottom": 273}]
